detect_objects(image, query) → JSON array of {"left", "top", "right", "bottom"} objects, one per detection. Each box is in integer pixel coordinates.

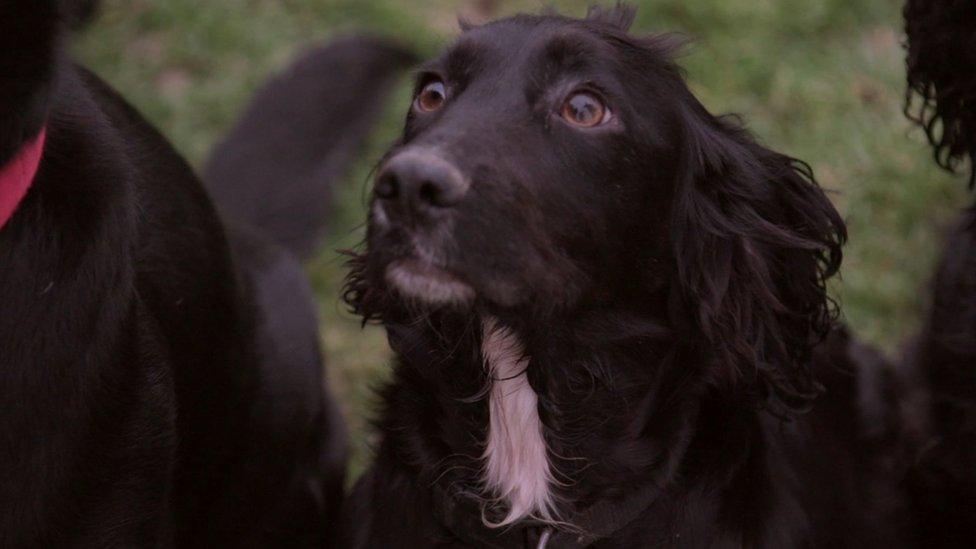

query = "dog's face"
[
  {"left": 355, "top": 5, "right": 845, "bottom": 414},
  {"left": 367, "top": 10, "right": 680, "bottom": 312}
]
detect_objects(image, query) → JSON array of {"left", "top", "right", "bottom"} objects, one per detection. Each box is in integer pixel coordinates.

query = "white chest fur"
[{"left": 481, "top": 317, "right": 558, "bottom": 527}]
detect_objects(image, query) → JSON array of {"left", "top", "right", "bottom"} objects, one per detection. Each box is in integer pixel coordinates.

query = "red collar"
[{"left": 0, "top": 129, "right": 46, "bottom": 230}]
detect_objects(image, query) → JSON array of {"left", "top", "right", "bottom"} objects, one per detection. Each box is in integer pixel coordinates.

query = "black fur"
[
  {"left": 903, "top": 0, "right": 976, "bottom": 545},
  {"left": 0, "top": 3, "right": 398, "bottom": 546},
  {"left": 341, "top": 6, "right": 916, "bottom": 547},
  {"left": 904, "top": 0, "right": 976, "bottom": 187}
]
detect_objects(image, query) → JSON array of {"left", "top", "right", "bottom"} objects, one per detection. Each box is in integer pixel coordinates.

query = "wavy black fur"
[
  {"left": 904, "top": 0, "right": 976, "bottom": 186},
  {"left": 903, "top": 0, "right": 976, "bottom": 545},
  {"left": 340, "top": 5, "right": 918, "bottom": 547}
]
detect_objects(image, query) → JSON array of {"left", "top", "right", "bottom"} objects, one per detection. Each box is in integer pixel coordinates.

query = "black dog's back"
[
  {"left": 0, "top": 2, "right": 408, "bottom": 545},
  {"left": 905, "top": 216, "right": 976, "bottom": 546}
]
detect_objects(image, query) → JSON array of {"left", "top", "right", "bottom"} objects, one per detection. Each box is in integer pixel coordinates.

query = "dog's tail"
[
  {"left": 202, "top": 36, "right": 416, "bottom": 261},
  {"left": 0, "top": 0, "right": 61, "bottom": 164}
]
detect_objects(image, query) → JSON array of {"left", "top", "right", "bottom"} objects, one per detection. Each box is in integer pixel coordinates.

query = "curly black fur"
[
  {"left": 339, "top": 5, "right": 917, "bottom": 547},
  {"left": 670, "top": 112, "right": 844, "bottom": 417},
  {"left": 904, "top": 0, "right": 976, "bottom": 186},
  {"left": 903, "top": 0, "right": 976, "bottom": 545}
]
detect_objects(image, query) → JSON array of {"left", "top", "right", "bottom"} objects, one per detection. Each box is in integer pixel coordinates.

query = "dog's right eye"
[
  {"left": 561, "top": 91, "right": 610, "bottom": 128},
  {"left": 415, "top": 80, "right": 447, "bottom": 113}
]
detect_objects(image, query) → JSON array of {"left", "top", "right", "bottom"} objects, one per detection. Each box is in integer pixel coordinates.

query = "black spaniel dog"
[
  {"left": 904, "top": 0, "right": 976, "bottom": 545},
  {"left": 0, "top": 2, "right": 407, "bottom": 546},
  {"left": 341, "top": 5, "right": 915, "bottom": 547}
]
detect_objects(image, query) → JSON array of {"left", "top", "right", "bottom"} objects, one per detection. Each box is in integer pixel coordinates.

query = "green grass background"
[{"left": 74, "top": 0, "right": 967, "bottom": 481}]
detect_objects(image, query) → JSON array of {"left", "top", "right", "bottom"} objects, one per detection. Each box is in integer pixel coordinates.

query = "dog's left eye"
[{"left": 561, "top": 91, "right": 610, "bottom": 128}]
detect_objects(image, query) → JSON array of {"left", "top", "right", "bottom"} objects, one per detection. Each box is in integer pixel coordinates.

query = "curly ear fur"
[
  {"left": 904, "top": 0, "right": 976, "bottom": 187},
  {"left": 671, "top": 104, "right": 846, "bottom": 416}
]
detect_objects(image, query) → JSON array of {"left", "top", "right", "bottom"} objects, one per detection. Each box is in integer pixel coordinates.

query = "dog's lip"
[{"left": 384, "top": 259, "right": 476, "bottom": 307}]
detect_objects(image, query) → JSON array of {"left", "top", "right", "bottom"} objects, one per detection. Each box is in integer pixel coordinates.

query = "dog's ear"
[
  {"left": 904, "top": 0, "right": 976, "bottom": 186},
  {"left": 669, "top": 102, "right": 846, "bottom": 415},
  {"left": 586, "top": 3, "right": 637, "bottom": 32}
]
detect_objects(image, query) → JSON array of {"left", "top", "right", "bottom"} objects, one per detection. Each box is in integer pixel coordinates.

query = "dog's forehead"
[{"left": 440, "top": 16, "right": 617, "bottom": 75}]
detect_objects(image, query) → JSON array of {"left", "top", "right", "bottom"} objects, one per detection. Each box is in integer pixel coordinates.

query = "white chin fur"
[
  {"left": 385, "top": 260, "right": 475, "bottom": 307},
  {"left": 481, "top": 317, "right": 559, "bottom": 527}
]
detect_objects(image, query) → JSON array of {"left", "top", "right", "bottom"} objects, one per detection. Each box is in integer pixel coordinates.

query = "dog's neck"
[
  {"left": 472, "top": 310, "right": 708, "bottom": 527},
  {"left": 381, "top": 306, "right": 765, "bottom": 532}
]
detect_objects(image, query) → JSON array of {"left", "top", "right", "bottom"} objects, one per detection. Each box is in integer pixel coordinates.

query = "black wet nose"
[{"left": 375, "top": 152, "right": 467, "bottom": 219}]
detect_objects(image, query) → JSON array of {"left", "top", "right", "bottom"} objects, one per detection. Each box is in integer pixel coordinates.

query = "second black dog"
[
  {"left": 903, "top": 0, "right": 976, "bottom": 545},
  {"left": 0, "top": 3, "right": 407, "bottom": 546}
]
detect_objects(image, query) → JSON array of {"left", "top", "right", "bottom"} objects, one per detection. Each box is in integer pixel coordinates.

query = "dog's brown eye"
[
  {"left": 416, "top": 80, "right": 446, "bottom": 113},
  {"left": 561, "top": 92, "right": 609, "bottom": 127}
]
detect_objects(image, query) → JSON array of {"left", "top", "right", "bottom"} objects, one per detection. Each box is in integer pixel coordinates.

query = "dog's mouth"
[{"left": 384, "top": 259, "right": 476, "bottom": 308}]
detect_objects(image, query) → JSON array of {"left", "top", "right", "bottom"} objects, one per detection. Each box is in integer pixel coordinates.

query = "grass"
[{"left": 74, "top": 0, "right": 968, "bottom": 482}]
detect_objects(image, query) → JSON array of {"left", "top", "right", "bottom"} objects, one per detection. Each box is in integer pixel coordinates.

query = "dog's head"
[
  {"left": 348, "top": 4, "right": 845, "bottom": 413},
  {"left": 905, "top": 0, "right": 976, "bottom": 186}
]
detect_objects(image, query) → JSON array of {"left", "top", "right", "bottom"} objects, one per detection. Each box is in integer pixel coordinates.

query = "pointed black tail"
[{"left": 202, "top": 36, "right": 416, "bottom": 261}]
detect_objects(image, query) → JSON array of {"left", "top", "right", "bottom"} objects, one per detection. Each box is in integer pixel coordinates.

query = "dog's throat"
[{"left": 480, "top": 317, "right": 558, "bottom": 527}]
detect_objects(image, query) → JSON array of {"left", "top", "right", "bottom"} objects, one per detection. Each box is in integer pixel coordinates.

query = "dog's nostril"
[
  {"left": 375, "top": 173, "right": 399, "bottom": 200},
  {"left": 418, "top": 181, "right": 443, "bottom": 207}
]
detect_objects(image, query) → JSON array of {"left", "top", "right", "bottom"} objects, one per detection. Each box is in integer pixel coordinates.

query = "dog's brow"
[
  {"left": 439, "top": 39, "right": 485, "bottom": 79},
  {"left": 539, "top": 32, "right": 601, "bottom": 68}
]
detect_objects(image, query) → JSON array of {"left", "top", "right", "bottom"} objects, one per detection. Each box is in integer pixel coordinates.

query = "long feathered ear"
[
  {"left": 586, "top": 3, "right": 637, "bottom": 31},
  {"left": 904, "top": 0, "right": 976, "bottom": 187},
  {"left": 670, "top": 102, "right": 846, "bottom": 416}
]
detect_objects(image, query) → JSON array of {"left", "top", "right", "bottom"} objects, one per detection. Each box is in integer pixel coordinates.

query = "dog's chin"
[{"left": 384, "top": 259, "right": 476, "bottom": 309}]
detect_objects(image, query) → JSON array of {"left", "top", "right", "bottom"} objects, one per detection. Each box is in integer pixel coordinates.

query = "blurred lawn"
[{"left": 74, "top": 0, "right": 967, "bottom": 481}]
